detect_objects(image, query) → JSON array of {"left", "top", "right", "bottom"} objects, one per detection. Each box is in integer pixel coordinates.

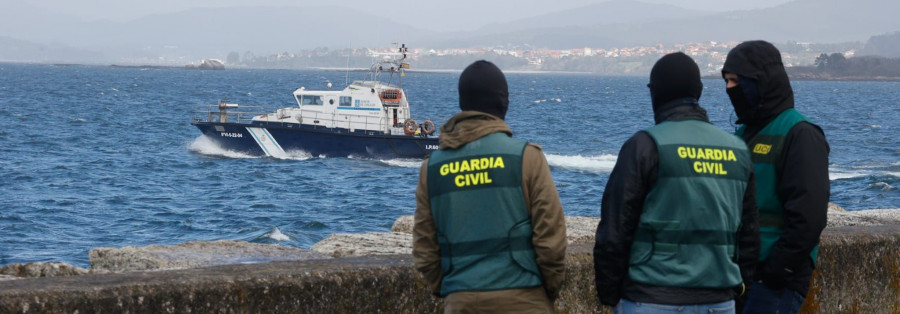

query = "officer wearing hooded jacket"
[
  {"left": 412, "top": 60, "right": 567, "bottom": 314},
  {"left": 594, "top": 52, "right": 760, "bottom": 313},
  {"left": 722, "top": 40, "right": 830, "bottom": 314}
]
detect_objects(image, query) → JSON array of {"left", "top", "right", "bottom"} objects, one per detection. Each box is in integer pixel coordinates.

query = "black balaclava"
[
  {"left": 722, "top": 40, "right": 795, "bottom": 125},
  {"left": 458, "top": 60, "right": 509, "bottom": 120},
  {"left": 648, "top": 52, "right": 703, "bottom": 111},
  {"left": 726, "top": 76, "right": 761, "bottom": 122}
]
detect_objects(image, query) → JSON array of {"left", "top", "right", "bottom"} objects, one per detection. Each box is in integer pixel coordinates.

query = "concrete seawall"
[{"left": 1, "top": 225, "right": 899, "bottom": 313}]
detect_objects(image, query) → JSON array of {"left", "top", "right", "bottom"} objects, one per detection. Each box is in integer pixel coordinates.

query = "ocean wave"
[
  {"left": 187, "top": 136, "right": 260, "bottom": 159},
  {"left": 261, "top": 227, "right": 291, "bottom": 241},
  {"left": 829, "top": 166, "right": 900, "bottom": 180},
  {"left": 546, "top": 154, "right": 618, "bottom": 173},
  {"left": 377, "top": 158, "right": 424, "bottom": 168},
  {"left": 869, "top": 182, "right": 895, "bottom": 191},
  {"left": 531, "top": 98, "right": 563, "bottom": 104},
  {"left": 829, "top": 168, "right": 869, "bottom": 180},
  {"left": 274, "top": 149, "right": 313, "bottom": 161}
]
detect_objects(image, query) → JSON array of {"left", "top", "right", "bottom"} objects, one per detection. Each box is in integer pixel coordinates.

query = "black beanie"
[
  {"left": 459, "top": 60, "right": 509, "bottom": 120},
  {"left": 648, "top": 52, "right": 703, "bottom": 109}
]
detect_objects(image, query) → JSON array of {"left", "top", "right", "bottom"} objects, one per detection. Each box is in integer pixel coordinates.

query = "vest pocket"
[
  {"left": 438, "top": 233, "right": 453, "bottom": 275},
  {"left": 629, "top": 220, "right": 681, "bottom": 265},
  {"left": 508, "top": 218, "right": 541, "bottom": 277}
]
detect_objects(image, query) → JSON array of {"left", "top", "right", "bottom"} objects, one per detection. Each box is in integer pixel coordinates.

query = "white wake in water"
[
  {"left": 188, "top": 136, "right": 259, "bottom": 159},
  {"left": 545, "top": 154, "right": 618, "bottom": 173},
  {"left": 829, "top": 166, "right": 900, "bottom": 180},
  {"left": 262, "top": 227, "right": 291, "bottom": 241},
  {"left": 378, "top": 158, "right": 424, "bottom": 168},
  {"left": 274, "top": 150, "right": 313, "bottom": 161}
]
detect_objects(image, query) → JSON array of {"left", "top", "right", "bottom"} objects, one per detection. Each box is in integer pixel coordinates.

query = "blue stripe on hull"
[{"left": 192, "top": 122, "right": 439, "bottom": 159}]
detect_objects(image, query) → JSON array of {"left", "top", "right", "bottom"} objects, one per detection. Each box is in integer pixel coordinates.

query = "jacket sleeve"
[
  {"left": 521, "top": 144, "right": 567, "bottom": 302},
  {"left": 412, "top": 157, "right": 443, "bottom": 296},
  {"left": 737, "top": 169, "right": 760, "bottom": 288},
  {"left": 764, "top": 122, "right": 830, "bottom": 286},
  {"left": 593, "top": 132, "right": 656, "bottom": 306}
]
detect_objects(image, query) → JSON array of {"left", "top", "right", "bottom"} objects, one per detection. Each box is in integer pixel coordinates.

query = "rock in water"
[{"left": 390, "top": 216, "right": 414, "bottom": 233}]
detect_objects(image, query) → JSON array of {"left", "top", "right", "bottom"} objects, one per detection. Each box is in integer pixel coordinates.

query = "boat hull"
[{"left": 192, "top": 121, "right": 439, "bottom": 159}]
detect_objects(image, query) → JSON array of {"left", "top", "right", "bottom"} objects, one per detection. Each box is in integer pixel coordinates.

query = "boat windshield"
[{"left": 298, "top": 95, "right": 324, "bottom": 106}]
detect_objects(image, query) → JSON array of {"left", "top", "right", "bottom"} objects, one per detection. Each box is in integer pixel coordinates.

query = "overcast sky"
[{"left": 27, "top": 0, "right": 793, "bottom": 32}]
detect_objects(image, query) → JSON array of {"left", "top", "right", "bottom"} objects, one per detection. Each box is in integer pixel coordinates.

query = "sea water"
[{"left": 0, "top": 63, "right": 897, "bottom": 267}]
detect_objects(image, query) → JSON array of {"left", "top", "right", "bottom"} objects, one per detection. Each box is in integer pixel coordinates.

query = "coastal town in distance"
[{"left": 220, "top": 38, "right": 898, "bottom": 79}]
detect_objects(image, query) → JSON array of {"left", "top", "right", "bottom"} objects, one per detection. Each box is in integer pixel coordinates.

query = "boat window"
[
  {"left": 339, "top": 96, "right": 352, "bottom": 106},
  {"left": 300, "top": 95, "right": 323, "bottom": 106}
]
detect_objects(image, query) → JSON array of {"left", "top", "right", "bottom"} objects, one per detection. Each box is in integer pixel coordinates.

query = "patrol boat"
[{"left": 191, "top": 44, "right": 440, "bottom": 159}]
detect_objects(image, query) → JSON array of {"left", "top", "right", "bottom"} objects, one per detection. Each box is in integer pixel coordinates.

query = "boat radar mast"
[{"left": 366, "top": 43, "right": 410, "bottom": 88}]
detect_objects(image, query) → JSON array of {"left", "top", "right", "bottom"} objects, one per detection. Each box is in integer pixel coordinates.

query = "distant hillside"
[
  {"left": 788, "top": 53, "right": 900, "bottom": 80},
  {"left": 86, "top": 6, "right": 434, "bottom": 54},
  {"left": 0, "top": 1, "right": 84, "bottom": 43},
  {"left": 472, "top": 0, "right": 710, "bottom": 36},
  {"left": 0, "top": 4, "right": 436, "bottom": 63},
  {"left": 437, "top": 0, "right": 900, "bottom": 49},
  {"left": 0, "top": 36, "right": 103, "bottom": 63},
  {"left": 2, "top": 0, "right": 900, "bottom": 64},
  {"left": 859, "top": 32, "right": 900, "bottom": 58}
]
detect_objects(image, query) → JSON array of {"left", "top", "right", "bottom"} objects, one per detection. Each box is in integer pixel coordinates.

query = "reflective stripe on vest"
[
  {"left": 633, "top": 120, "right": 752, "bottom": 288},
  {"left": 736, "top": 109, "right": 820, "bottom": 264},
  {"left": 426, "top": 132, "right": 541, "bottom": 296}
]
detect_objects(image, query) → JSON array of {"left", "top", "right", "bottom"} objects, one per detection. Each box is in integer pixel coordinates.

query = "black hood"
[{"left": 722, "top": 40, "right": 794, "bottom": 125}]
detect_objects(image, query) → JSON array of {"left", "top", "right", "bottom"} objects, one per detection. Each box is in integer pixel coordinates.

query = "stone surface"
[
  {"left": 800, "top": 225, "right": 900, "bottom": 313},
  {"left": 390, "top": 204, "right": 899, "bottom": 247},
  {"left": 0, "top": 274, "right": 22, "bottom": 281},
  {"left": 391, "top": 215, "right": 600, "bottom": 244},
  {"left": 1, "top": 226, "right": 898, "bottom": 313},
  {"left": 90, "top": 240, "right": 329, "bottom": 272},
  {"left": 310, "top": 232, "right": 413, "bottom": 257},
  {"left": 0, "top": 262, "right": 89, "bottom": 278},
  {"left": 565, "top": 216, "right": 601, "bottom": 244},
  {"left": 826, "top": 208, "right": 900, "bottom": 227},
  {"left": 0, "top": 255, "right": 440, "bottom": 313}
]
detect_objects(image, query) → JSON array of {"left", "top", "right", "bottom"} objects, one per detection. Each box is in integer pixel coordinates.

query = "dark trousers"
[{"left": 742, "top": 282, "right": 805, "bottom": 314}]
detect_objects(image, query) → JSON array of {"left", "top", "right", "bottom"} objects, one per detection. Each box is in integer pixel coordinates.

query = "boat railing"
[{"left": 192, "top": 104, "right": 271, "bottom": 124}]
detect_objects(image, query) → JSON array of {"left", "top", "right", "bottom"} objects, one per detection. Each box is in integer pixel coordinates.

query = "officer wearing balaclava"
[
  {"left": 595, "top": 52, "right": 760, "bottom": 313},
  {"left": 722, "top": 40, "right": 829, "bottom": 314}
]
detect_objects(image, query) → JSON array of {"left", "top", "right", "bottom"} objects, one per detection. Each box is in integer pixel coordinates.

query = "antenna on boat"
[
  {"left": 399, "top": 43, "right": 408, "bottom": 88},
  {"left": 345, "top": 40, "right": 351, "bottom": 86}
]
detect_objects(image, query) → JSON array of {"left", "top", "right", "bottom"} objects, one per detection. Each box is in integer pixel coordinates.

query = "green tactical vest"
[
  {"left": 427, "top": 132, "right": 542, "bottom": 296},
  {"left": 736, "top": 109, "right": 819, "bottom": 265},
  {"left": 631, "top": 120, "right": 752, "bottom": 288}
]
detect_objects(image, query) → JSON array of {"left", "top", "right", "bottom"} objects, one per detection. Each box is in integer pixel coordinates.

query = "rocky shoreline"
[{"left": 2, "top": 203, "right": 898, "bottom": 281}]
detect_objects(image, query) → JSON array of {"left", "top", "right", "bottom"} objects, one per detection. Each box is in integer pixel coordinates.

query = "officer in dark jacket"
[
  {"left": 593, "top": 52, "right": 760, "bottom": 312},
  {"left": 722, "top": 40, "right": 830, "bottom": 314}
]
